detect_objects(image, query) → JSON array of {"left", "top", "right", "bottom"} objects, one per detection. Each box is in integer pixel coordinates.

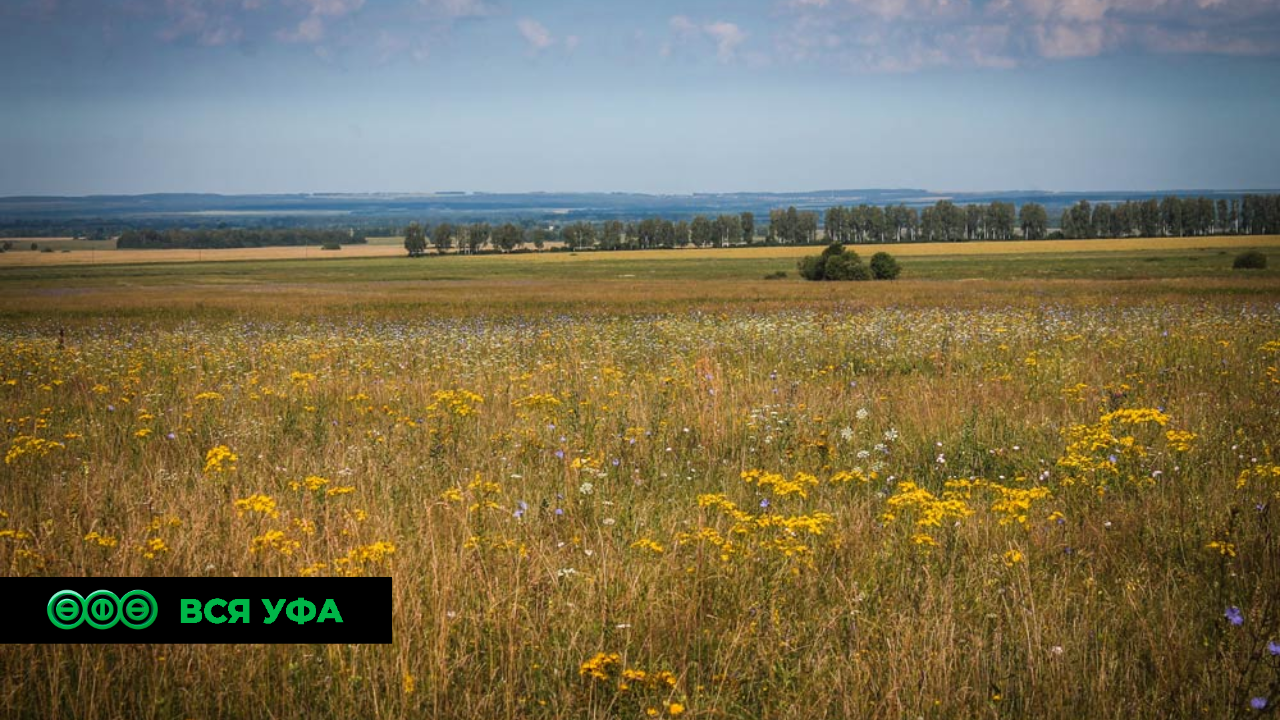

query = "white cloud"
[
  {"left": 422, "top": 0, "right": 488, "bottom": 17},
  {"left": 279, "top": 14, "right": 325, "bottom": 43},
  {"left": 298, "top": 0, "right": 365, "bottom": 17},
  {"left": 776, "top": 0, "right": 1280, "bottom": 70},
  {"left": 364, "top": 0, "right": 490, "bottom": 63},
  {"left": 276, "top": 0, "right": 363, "bottom": 44},
  {"left": 666, "top": 15, "right": 749, "bottom": 62},
  {"left": 669, "top": 15, "right": 699, "bottom": 38},
  {"left": 1135, "top": 23, "right": 1277, "bottom": 55},
  {"left": 160, "top": 0, "right": 247, "bottom": 46},
  {"left": 1035, "top": 22, "right": 1106, "bottom": 57},
  {"left": 704, "top": 21, "right": 746, "bottom": 61},
  {"left": 373, "top": 29, "right": 431, "bottom": 63},
  {"left": 517, "top": 18, "right": 553, "bottom": 51},
  {"left": 31, "top": 0, "right": 1280, "bottom": 68},
  {"left": 844, "top": 0, "right": 973, "bottom": 22}
]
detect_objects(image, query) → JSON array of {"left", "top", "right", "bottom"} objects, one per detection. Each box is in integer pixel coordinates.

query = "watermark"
[
  {"left": 3, "top": 578, "right": 391, "bottom": 643},
  {"left": 46, "top": 589, "right": 158, "bottom": 630},
  {"left": 178, "top": 597, "right": 344, "bottom": 624}
]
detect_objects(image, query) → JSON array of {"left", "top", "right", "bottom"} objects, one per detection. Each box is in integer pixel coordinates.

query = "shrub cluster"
[
  {"left": 798, "top": 244, "right": 900, "bottom": 281},
  {"left": 118, "top": 228, "right": 365, "bottom": 250},
  {"left": 1232, "top": 251, "right": 1267, "bottom": 269}
]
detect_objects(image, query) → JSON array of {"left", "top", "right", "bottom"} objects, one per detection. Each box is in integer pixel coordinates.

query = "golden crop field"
[
  {"left": 1, "top": 252, "right": 1279, "bottom": 719},
  {"left": 3, "top": 233, "right": 1278, "bottom": 268},
  {"left": 0, "top": 241, "right": 406, "bottom": 266}
]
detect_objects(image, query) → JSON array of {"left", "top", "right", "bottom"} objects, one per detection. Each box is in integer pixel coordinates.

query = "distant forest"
[
  {"left": 408, "top": 193, "right": 1280, "bottom": 252},
  {"left": 807, "top": 193, "right": 1280, "bottom": 244},
  {"left": 116, "top": 227, "right": 367, "bottom": 249}
]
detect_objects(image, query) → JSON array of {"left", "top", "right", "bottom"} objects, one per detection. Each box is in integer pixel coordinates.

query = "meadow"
[{"left": 1, "top": 241, "right": 1279, "bottom": 719}]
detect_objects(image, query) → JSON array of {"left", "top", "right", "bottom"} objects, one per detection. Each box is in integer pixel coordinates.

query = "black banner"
[{"left": 0, "top": 578, "right": 392, "bottom": 644}]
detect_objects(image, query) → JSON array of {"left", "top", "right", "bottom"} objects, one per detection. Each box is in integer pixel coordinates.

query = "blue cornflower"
[
  {"left": 1250, "top": 697, "right": 1267, "bottom": 711},
  {"left": 759, "top": 498, "right": 771, "bottom": 510},
  {"left": 1225, "top": 606, "right": 1244, "bottom": 626},
  {"left": 1267, "top": 640, "right": 1280, "bottom": 656}
]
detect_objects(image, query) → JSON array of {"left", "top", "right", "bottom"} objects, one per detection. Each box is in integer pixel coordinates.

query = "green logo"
[{"left": 47, "top": 590, "right": 158, "bottom": 630}]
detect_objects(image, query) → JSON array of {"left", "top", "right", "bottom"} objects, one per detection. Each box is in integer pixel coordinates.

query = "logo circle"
[
  {"left": 84, "top": 590, "right": 122, "bottom": 630},
  {"left": 47, "top": 590, "right": 86, "bottom": 630},
  {"left": 119, "top": 590, "right": 158, "bottom": 630}
]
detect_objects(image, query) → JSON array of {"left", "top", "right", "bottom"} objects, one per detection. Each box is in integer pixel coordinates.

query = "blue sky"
[{"left": 2, "top": 0, "right": 1279, "bottom": 195}]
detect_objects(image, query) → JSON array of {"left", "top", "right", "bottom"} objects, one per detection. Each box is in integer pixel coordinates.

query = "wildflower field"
[{"left": 2, "top": 252, "right": 1279, "bottom": 719}]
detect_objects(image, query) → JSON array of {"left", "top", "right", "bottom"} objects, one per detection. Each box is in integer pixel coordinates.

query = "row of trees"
[
  {"left": 563, "top": 213, "right": 757, "bottom": 250},
  {"left": 822, "top": 202, "right": 1024, "bottom": 243},
  {"left": 919, "top": 201, "right": 1025, "bottom": 242},
  {"left": 404, "top": 221, "right": 539, "bottom": 256},
  {"left": 779, "top": 194, "right": 1278, "bottom": 244},
  {"left": 779, "top": 202, "right": 1037, "bottom": 244},
  {"left": 767, "top": 207, "right": 821, "bottom": 244},
  {"left": 400, "top": 193, "right": 1280, "bottom": 255},
  {"left": 405, "top": 213, "right": 759, "bottom": 254},
  {"left": 1058, "top": 194, "right": 1280, "bottom": 239},
  {"left": 117, "top": 227, "right": 365, "bottom": 249}
]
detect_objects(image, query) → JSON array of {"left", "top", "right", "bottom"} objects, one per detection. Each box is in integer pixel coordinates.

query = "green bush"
[
  {"left": 797, "top": 255, "right": 827, "bottom": 281},
  {"left": 824, "top": 252, "right": 869, "bottom": 281},
  {"left": 870, "top": 251, "right": 901, "bottom": 280},
  {"left": 799, "top": 243, "right": 897, "bottom": 281},
  {"left": 1233, "top": 251, "right": 1267, "bottom": 269},
  {"left": 763, "top": 271, "right": 788, "bottom": 280}
]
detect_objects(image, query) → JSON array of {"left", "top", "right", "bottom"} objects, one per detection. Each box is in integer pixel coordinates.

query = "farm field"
[
  {"left": 1, "top": 246, "right": 1279, "bottom": 719},
  {"left": 2, "top": 233, "right": 1278, "bottom": 270}
]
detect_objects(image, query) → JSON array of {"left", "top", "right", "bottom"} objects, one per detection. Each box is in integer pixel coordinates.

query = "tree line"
[
  {"left": 402, "top": 193, "right": 1280, "bottom": 255},
  {"left": 1057, "top": 194, "right": 1280, "bottom": 239},
  {"left": 403, "top": 214, "right": 758, "bottom": 255},
  {"left": 117, "top": 227, "right": 366, "bottom": 249},
  {"left": 403, "top": 203, "right": 1034, "bottom": 251},
  {"left": 819, "top": 201, "right": 1025, "bottom": 243},
  {"left": 808, "top": 194, "right": 1280, "bottom": 242}
]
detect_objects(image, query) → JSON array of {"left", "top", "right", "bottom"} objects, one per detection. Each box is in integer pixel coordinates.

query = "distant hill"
[{"left": 1, "top": 189, "right": 1275, "bottom": 236}]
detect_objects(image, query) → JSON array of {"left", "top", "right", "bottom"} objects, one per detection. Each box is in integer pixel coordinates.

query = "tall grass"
[{"left": 1, "top": 294, "right": 1278, "bottom": 719}]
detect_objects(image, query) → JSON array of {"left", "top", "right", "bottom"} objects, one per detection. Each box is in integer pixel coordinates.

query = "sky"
[{"left": 2, "top": 0, "right": 1279, "bottom": 196}]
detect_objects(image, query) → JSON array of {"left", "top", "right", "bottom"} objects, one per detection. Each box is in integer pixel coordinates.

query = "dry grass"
[
  {"left": 5, "top": 276, "right": 1277, "bottom": 322},
  {"left": 1, "top": 278, "right": 1279, "bottom": 719}
]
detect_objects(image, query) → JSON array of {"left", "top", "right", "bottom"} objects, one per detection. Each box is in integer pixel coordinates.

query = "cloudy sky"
[{"left": 2, "top": 0, "right": 1279, "bottom": 195}]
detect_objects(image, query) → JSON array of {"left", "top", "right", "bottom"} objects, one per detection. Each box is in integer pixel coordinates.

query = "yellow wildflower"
[
  {"left": 83, "top": 531, "right": 118, "bottom": 548},
  {"left": 203, "top": 444, "right": 238, "bottom": 473},
  {"left": 234, "top": 493, "right": 280, "bottom": 519}
]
